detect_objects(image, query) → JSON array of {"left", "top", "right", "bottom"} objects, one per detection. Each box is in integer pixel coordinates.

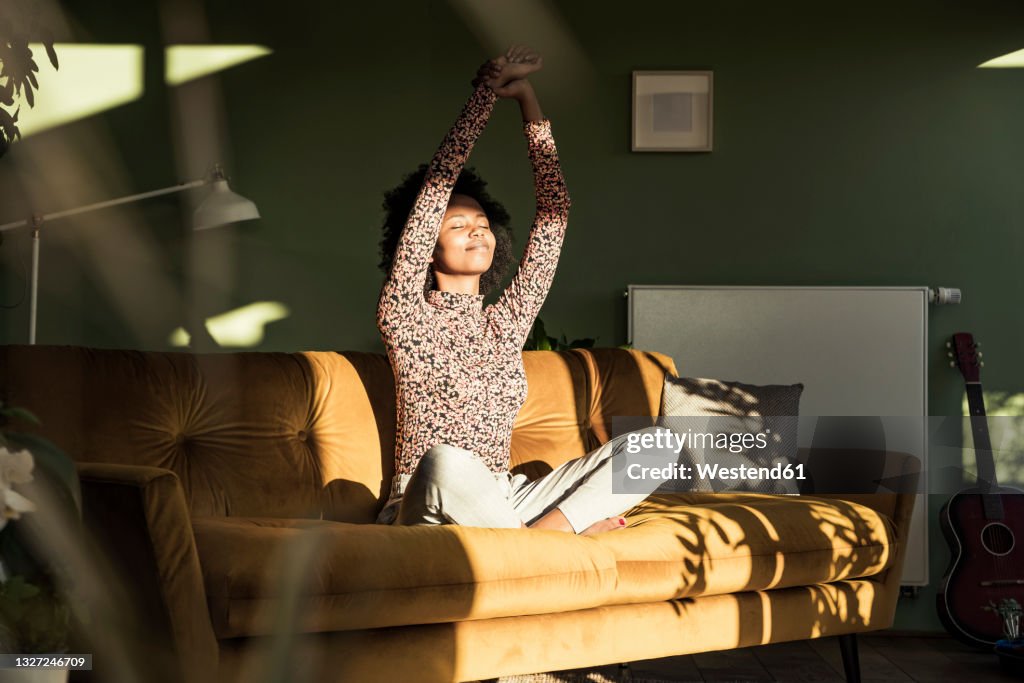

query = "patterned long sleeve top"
[{"left": 377, "top": 83, "right": 571, "bottom": 476}]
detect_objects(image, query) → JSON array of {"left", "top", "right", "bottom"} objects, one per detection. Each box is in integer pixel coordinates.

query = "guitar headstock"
[{"left": 948, "top": 332, "right": 983, "bottom": 382}]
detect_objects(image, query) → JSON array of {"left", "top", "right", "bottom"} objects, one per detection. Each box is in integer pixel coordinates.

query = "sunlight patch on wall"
[
  {"left": 168, "top": 301, "right": 290, "bottom": 348},
  {"left": 168, "top": 327, "right": 191, "bottom": 347},
  {"left": 206, "top": 301, "right": 289, "bottom": 346},
  {"left": 971, "top": 391, "right": 1024, "bottom": 417},
  {"left": 978, "top": 48, "right": 1024, "bottom": 68},
  {"left": 13, "top": 44, "right": 272, "bottom": 138},
  {"left": 18, "top": 44, "right": 144, "bottom": 137},
  {"left": 165, "top": 45, "right": 272, "bottom": 86}
]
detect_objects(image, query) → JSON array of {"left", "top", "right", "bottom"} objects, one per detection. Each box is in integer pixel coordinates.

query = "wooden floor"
[{"left": 494, "top": 634, "right": 1019, "bottom": 682}]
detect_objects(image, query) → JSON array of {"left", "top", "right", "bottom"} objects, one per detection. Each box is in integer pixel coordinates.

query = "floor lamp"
[{"left": 0, "top": 164, "right": 260, "bottom": 344}]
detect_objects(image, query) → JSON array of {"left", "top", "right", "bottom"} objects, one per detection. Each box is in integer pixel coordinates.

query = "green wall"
[{"left": 2, "top": 0, "right": 1023, "bottom": 634}]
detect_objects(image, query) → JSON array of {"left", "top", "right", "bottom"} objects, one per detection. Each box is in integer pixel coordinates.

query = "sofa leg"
[{"left": 838, "top": 633, "right": 861, "bottom": 683}]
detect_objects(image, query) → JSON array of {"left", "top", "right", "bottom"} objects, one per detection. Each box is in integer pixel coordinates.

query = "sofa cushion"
[
  {"left": 660, "top": 375, "right": 804, "bottom": 495},
  {"left": 594, "top": 492, "right": 897, "bottom": 606},
  {"left": 193, "top": 516, "right": 618, "bottom": 639}
]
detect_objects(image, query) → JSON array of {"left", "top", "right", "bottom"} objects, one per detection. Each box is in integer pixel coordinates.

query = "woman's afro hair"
[{"left": 379, "top": 164, "right": 514, "bottom": 295}]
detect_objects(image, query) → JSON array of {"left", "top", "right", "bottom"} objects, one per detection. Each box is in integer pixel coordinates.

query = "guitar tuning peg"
[
  {"left": 975, "top": 342, "right": 981, "bottom": 348},
  {"left": 978, "top": 352, "right": 984, "bottom": 359},
  {"left": 946, "top": 341, "right": 952, "bottom": 349},
  {"left": 950, "top": 361, "right": 956, "bottom": 368},
  {"left": 947, "top": 352, "right": 954, "bottom": 358},
  {"left": 980, "top": 361, "right": 985, "bottom": 368}
]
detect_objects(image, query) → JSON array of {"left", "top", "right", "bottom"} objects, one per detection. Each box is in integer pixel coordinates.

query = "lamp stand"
[
  {"left": 0, "top": 175, "right": 251, "bottom": 344},
  {"left": 29, "top": 221, "right": 40, "bottom": 345}
]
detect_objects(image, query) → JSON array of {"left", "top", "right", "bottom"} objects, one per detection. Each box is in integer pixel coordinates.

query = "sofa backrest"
[{"left": 0, "top": 346, "right": 675, "bottom": 523}]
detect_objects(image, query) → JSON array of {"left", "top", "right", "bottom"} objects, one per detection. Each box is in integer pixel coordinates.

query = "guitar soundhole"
[{"left": 981, "top": 522, "right": 1015, "bottom": 556}]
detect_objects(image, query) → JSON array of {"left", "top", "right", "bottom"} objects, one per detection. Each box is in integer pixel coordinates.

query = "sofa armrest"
[
  {"left": 804, "top": 449, "right": 921, "bottom": 588},
  {"left": 76, "top": 462, "right": 218, "bottom": 683}
]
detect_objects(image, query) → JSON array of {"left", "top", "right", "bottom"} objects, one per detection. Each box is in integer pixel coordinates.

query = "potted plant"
[
  {"left": 983, "top": 597, "right": 1022, "bottom": 642},
  {"left": 523, "top": 317, "right": 596, "bottom": 351},
  {"left": 523, "top": 316, "right": 634, "bottom": 351},
  {"left": 0, "top": 402, "right": 83, "bottom": 683}
]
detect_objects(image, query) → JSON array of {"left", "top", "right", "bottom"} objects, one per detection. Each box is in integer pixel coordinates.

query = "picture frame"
[{"left": 632, "top": 70, "right": 714, "bottom": 152}]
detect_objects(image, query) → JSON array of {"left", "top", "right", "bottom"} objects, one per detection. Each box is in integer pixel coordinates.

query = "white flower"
[
  {"left": 0, "top": 446, "right": 34, "bottom": 486},
  {"left": 2, "top": 487, "right": 36, "bottom": 516},
  {"left": 0, "top": 446, "right": 36, "bottom": 533}
]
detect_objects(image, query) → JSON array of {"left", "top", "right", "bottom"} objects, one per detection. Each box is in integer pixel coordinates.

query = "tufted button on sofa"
[{"left": 0, "top": 345, "right": 917, "bottom": 683}]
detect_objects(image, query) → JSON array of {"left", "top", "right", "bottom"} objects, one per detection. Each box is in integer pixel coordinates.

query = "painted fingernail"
[{"left": 619, "top": 518, "right": 626, "bottom": 526}]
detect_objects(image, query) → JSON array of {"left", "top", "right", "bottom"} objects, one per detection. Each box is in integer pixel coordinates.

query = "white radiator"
[{"left": 627, "top": 285, "right": 929, "bottom": 586}]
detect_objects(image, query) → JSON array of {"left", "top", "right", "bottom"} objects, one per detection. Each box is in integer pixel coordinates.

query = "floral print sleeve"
[
  {"left": 376, "top": 84, "right": 498, "bottom": 341},
  {"left": 490, "top": 118, "right": 572, "bottom": 343}
]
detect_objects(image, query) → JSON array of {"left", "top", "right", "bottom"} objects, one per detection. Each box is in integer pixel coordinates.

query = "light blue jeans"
[{"left": 374, "top": 426, "right": 664, "bottom": 533}]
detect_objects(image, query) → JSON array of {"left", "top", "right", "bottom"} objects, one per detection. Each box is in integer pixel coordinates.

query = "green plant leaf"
[
  {"left": 0, "top": 576, "right": 40, "bottom": 603},
  {"left": 524, "top": 317, "right": 608, "bottom": 352},
  {"left": 533, "top": 317, "right": 548, "bottom": 341},
  {"left": 0, "top": 575, "right": 72, "bottom": 653},
  {"left": 525, "top": 317, "right": 548, "bottom": 351},
  {"left": 0, "top": 406, "right": 41, "bottom": 425}
]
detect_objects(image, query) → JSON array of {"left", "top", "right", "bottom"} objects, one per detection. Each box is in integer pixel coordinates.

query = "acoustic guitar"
[{"left": 937, "top": 332, "right": 1024, "bottom": 648}]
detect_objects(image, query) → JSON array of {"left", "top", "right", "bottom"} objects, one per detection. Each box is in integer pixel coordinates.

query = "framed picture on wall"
[{"left": 632, "top": 70, "right": 713, "bottom": 152}]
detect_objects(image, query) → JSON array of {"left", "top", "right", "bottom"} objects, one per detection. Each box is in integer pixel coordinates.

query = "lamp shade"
[{"left": 193, "top": 179, "right": 260, "bottom": 230}]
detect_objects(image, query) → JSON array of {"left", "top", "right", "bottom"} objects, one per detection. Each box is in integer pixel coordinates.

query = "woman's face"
[{"left": 431, "top": 193, "right": 496, "bottom": 279}]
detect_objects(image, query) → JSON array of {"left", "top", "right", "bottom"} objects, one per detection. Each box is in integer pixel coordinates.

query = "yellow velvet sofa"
[{"left": 0, "top": 345, "right": 918, "bottom": 683}]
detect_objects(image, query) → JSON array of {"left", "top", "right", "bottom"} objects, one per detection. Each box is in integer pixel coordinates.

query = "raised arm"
[
  {"left": 376, "top": 82, "right": 498, "bottom": 337},
  {"left": 492, "top": 79, "right": 572, "bottom": 342}
]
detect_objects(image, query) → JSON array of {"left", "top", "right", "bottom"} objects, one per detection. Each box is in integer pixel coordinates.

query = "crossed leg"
[{"left": 396, "top": 426, "right": 664, "bottom": 535}]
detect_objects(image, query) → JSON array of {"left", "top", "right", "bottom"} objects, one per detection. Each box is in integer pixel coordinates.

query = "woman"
[{"left": 375, "top": 46, "right": 663, "bottom": 535}]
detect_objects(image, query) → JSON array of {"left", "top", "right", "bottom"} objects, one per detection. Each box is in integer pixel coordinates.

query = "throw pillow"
[{"left": 659, "top": 375, "right": 804, "bottom": 495}]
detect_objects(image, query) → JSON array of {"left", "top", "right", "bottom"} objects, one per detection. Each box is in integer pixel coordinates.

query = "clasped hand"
[{"left": 471, "top": 44, "right": 542, "bottom": 99}]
